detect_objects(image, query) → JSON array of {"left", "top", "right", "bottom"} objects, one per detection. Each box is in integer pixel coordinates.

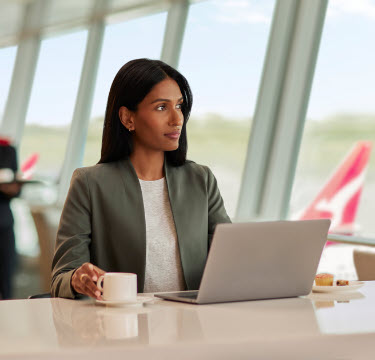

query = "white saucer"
[
  {"left": 96, "top": 296, "right": 154, "bottom": 307},
  {"left": 312, "top": 281, "right": 364, "bottom": 293}
]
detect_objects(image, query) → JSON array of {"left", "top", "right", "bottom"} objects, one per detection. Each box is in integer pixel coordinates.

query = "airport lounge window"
[
  {"left": 288, "top": 0, "right": 375, "bottom": 277},
  {"left": 178, "top": 0, "right": 275, "bottom": 218},
  {"left": 8, "top": 30, "right": 87, "bottom": 265},
  {"left": 83, "top": 12, "right": 167, "bottom": 167},
  {"left": 20, "top": 30, "right": 88, "bottom": 182}
]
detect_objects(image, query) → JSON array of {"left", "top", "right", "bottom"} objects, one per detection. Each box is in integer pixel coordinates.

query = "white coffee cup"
[{"left": 97, "top": 272, "right": 137, "bottom": 302}]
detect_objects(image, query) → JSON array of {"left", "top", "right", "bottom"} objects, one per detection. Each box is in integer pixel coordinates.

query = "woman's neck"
[{"left": 129, "top": 148, "right": 165, "bottom": 181}]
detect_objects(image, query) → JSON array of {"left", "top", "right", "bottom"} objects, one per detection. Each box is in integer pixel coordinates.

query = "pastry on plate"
[
  {"left": 336, "top": 279, "right": 349, "bottom": 286},
  {"left": 315, "top": 273, "right": 334, "bottom": 286}
]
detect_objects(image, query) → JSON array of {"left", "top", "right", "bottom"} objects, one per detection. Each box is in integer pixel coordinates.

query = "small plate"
[
  {"left": 312, "top": 281, "right": 364, "bottom": 293},
  {"left": 96, "top": 296, "right": 154, "bottom": 307}
]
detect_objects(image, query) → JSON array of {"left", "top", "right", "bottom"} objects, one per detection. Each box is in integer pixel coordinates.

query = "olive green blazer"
[{"left": 51, "top": 158, "right": 231, "bottom": 298}]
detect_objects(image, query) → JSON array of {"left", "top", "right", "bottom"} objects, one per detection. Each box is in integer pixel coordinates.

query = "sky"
[{"left": 0, "top": 0, "right": 374, "bottom": 127}]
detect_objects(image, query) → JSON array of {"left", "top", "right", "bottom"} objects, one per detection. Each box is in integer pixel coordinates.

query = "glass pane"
[
  {"left": 20, "top": 30, "right": 87, "bottom": 181},
  {"left": 83, "top": 11, "right": 167, "bottom": 166},
  {"left": 289, "top": 0, "right": 375, "bottom": 278},
  {"left": 178, "top": 0, "right": 275, "bottom": 218},
  {"left": 0, "top": 46, "right": 17, "bottom": 122}
]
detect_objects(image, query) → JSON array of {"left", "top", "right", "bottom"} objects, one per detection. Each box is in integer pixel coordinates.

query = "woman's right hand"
[{"left": 71, "top": 263, "right": 106, "bottom": 300}]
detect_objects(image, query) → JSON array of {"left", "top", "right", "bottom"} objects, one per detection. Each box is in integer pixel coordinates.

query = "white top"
[{"left": 139, "top": 177, "right": 185, "bottom": 293}]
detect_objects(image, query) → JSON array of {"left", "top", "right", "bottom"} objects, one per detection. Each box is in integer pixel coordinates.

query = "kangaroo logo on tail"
[{"left": 296, "top": 141, "right": 371, "bottom": 236}]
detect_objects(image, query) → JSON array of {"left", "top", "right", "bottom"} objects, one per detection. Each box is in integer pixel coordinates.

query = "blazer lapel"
[
  {"left": 164, "top": 161, "right": 207, "bottom": 290},
  {"left": 117, "top": 158, "right": 147, "bottom": 292}
]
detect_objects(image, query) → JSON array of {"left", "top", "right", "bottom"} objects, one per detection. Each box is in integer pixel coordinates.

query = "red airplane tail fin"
[{"left": 297, "top": 141, "right": 371, "bottom": 239}]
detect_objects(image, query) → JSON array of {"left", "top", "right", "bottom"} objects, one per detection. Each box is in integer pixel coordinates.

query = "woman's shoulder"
[
  {"left": 72, "top": 162, "right": 119, "bottom": 182},
  {"left": 174, "top": 160, "right": 214, "bottom": 180},
  {"left": 183, "top": 159, "right": 208, "bottom": 171}
]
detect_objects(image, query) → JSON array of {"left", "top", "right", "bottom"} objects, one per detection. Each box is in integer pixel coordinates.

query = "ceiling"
[{"left": 0, "top": 0, "right": 198, "bottom": 48}]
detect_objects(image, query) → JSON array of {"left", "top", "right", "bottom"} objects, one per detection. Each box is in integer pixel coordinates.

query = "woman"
[{"left": 51, "top": 58, "right": 231, "bottom": 299}]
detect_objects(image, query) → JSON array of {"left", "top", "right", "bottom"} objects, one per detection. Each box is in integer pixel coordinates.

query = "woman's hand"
[{"left": 71, "top": 263, "right": 106, "bottom": 300}]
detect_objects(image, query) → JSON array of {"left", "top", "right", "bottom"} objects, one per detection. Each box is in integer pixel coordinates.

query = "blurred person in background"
[
  {"left": 0, "top": 136, "right": 21, "bottom": 299},
  {"left": 51, "top": 58, "right": 231, "bottom": 299}
]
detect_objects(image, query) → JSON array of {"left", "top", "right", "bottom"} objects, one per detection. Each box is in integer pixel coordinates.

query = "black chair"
[{"left": 28, "top": 293, "right": 52, "bottom": 299}]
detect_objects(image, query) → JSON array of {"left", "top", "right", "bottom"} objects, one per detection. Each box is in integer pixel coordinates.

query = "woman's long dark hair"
[{"left": 99, "top": 58, "right": 193, "bottom": 166}]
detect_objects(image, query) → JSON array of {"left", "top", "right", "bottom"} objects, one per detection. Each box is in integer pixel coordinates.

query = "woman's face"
[{"left": 122, "top": 78, "right": 184, "bottom": 153}]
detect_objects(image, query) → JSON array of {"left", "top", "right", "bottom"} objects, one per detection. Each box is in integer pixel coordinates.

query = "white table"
[{"left": 1, "top": 282, "right": 375, "bottom": 359}]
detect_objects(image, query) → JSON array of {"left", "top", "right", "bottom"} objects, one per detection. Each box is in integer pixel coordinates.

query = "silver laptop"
[{"left": 155, "top": 219, "right": 330, "bottom": 304}]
